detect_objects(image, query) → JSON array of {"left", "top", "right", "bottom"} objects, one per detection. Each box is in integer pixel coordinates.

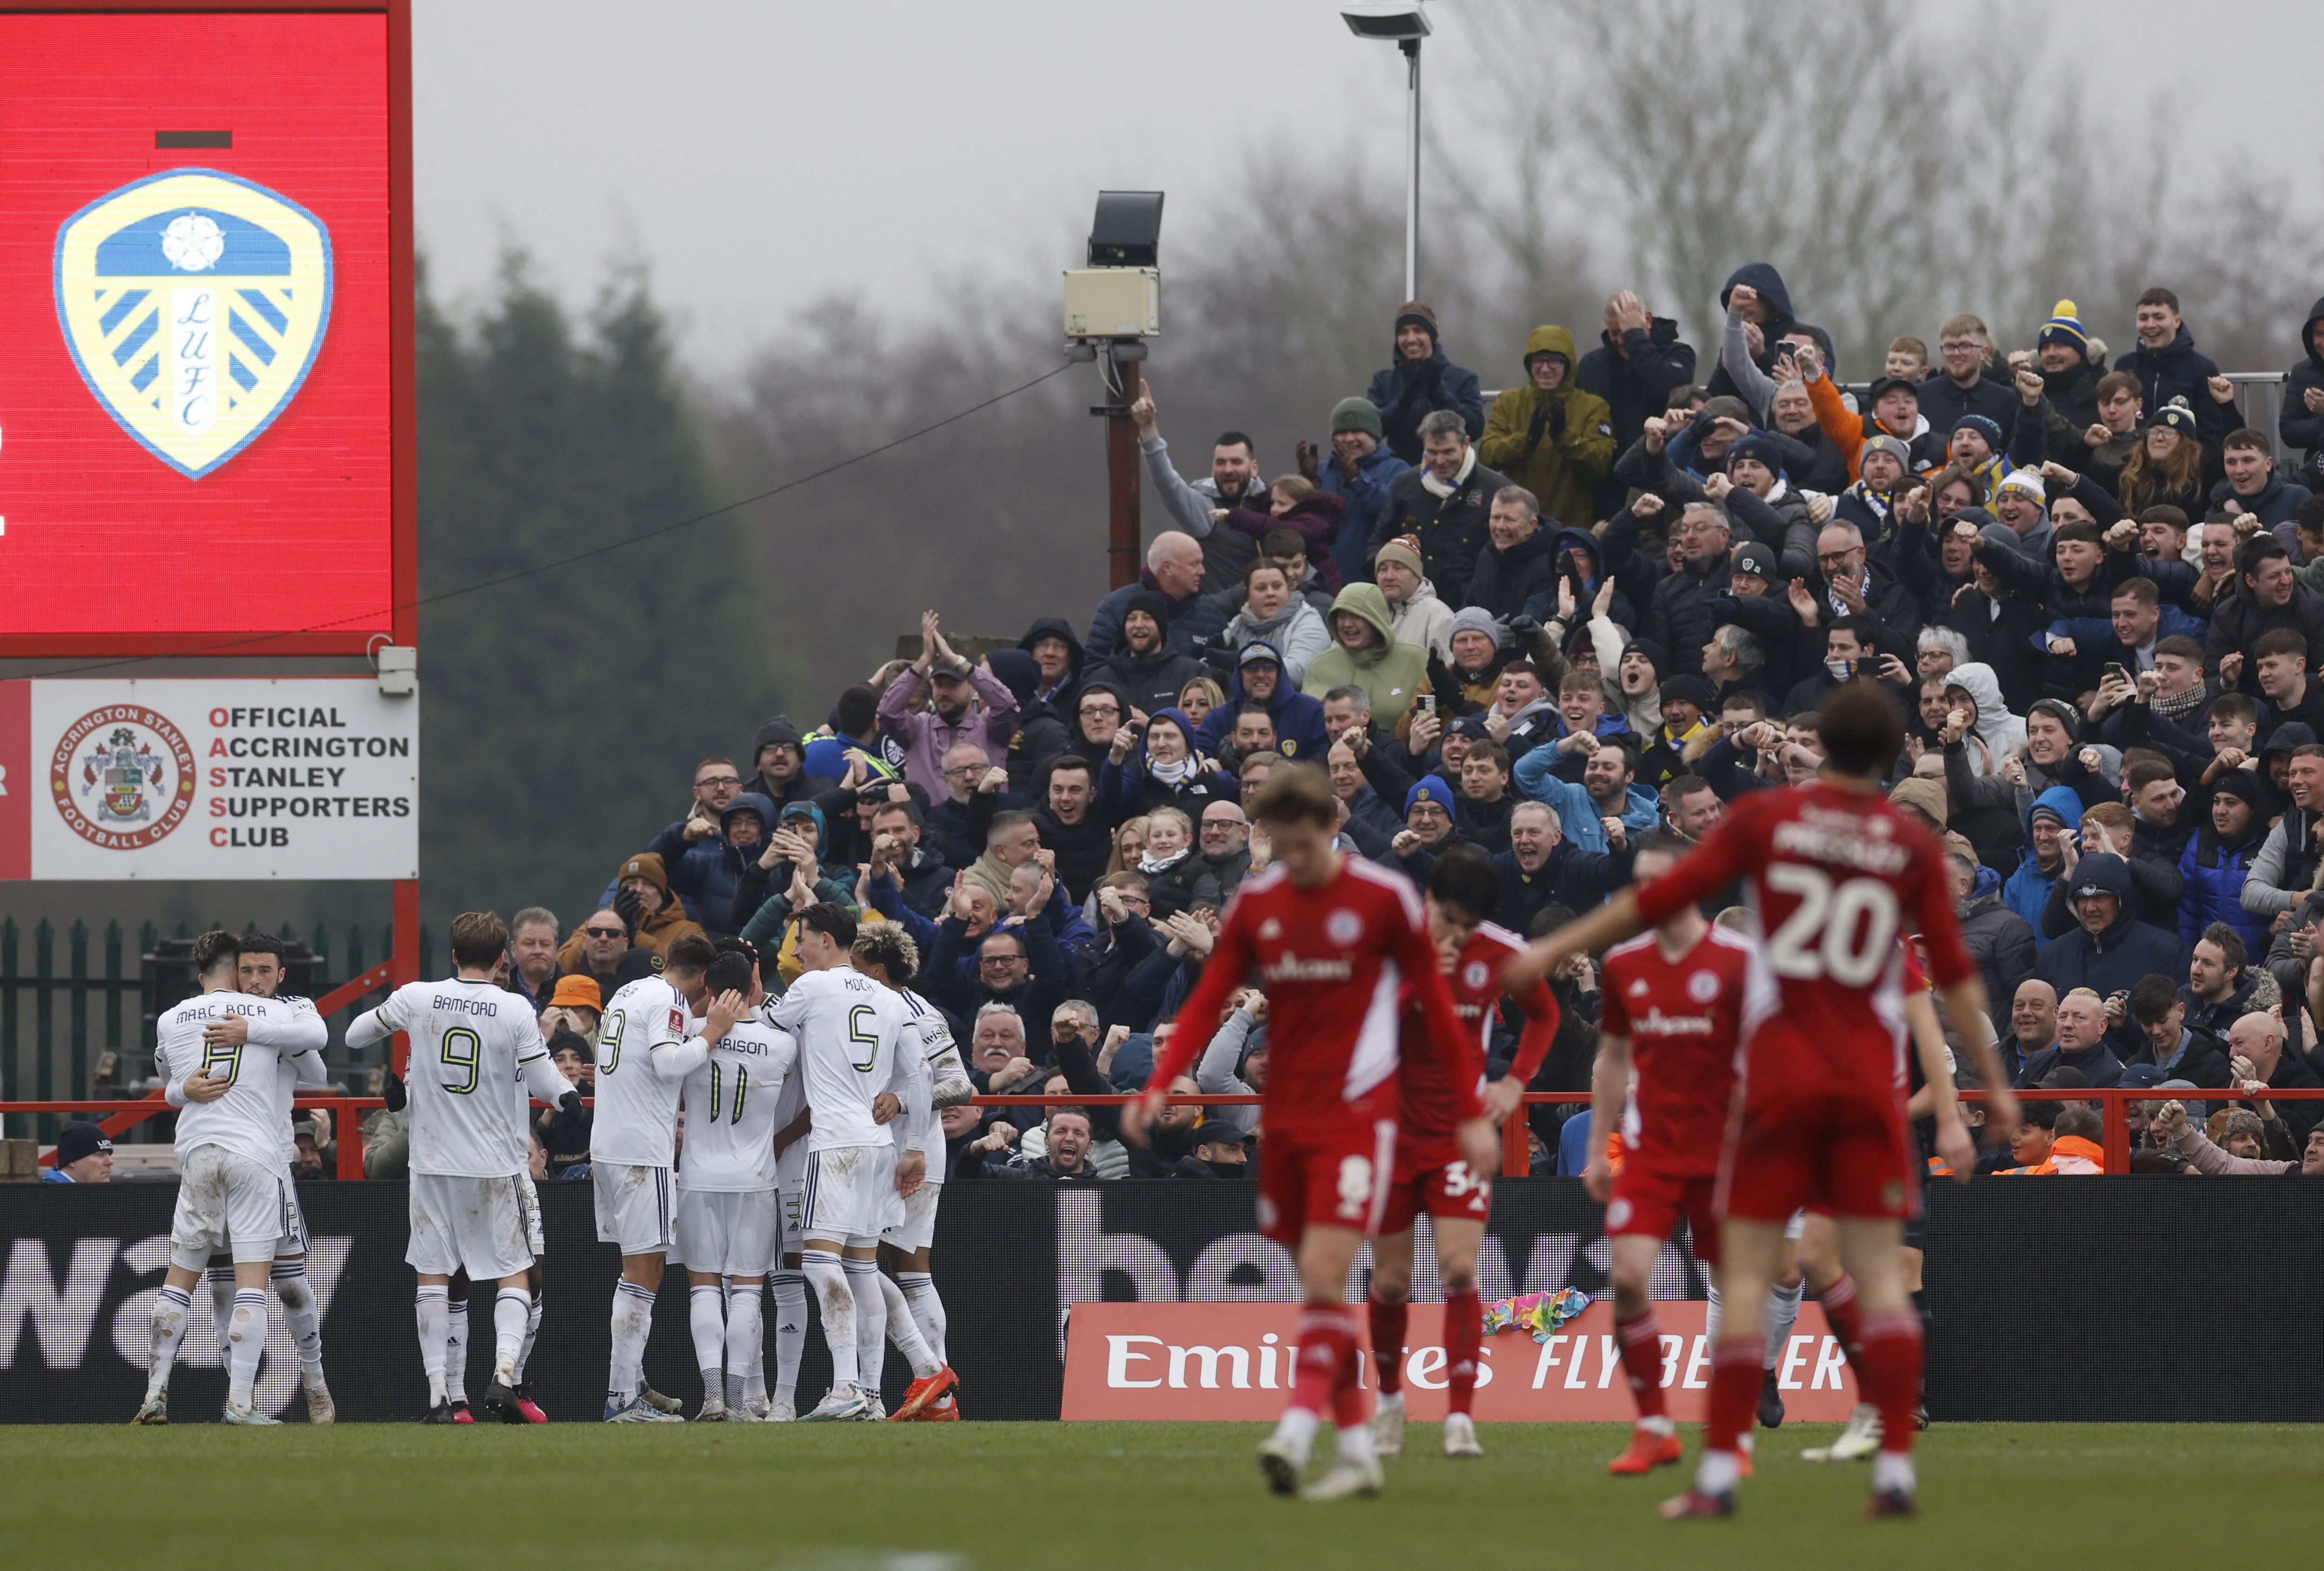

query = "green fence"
[{"left": 0, "top": 918, "right": 435, "bottom": 1143}]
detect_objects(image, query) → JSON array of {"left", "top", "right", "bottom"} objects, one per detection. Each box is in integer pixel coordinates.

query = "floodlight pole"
[{"left": 1402, "top": 36, "right": 1421, "bottom": 301}]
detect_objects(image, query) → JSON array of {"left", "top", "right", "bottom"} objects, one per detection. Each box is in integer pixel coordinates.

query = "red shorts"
[
  {"left": 1606, "top": 1158, "right": 1722, "bottom": 1267},
  {"left": 1377, "top": 1136, "right": 1492, "bottom": 1236},
  {"left": 1715, "top": 1092, "right": 1915, "bottom": 1224},
  {"left": 1255, "top": 1116, "right": 1400, "bottom": 1246}
]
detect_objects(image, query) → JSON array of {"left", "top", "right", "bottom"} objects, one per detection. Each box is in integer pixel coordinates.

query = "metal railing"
[
  {"left": 0, "top": 917, "right": 432, "bottom": 1143},
  {"left": 14, "top": 1086, "right": 2312, "bottom": 1185}
]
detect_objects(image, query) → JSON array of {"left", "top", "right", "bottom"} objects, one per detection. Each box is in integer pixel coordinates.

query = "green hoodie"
[
  {"left": 1478, "top": 324, "right": 1617, "bottom": 530},
  {"left": 1300, "top": 582, "right": 1432, "bottom": 723}
]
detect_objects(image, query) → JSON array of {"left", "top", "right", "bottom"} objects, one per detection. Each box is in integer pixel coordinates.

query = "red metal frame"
[
  {"left": 21, "top": 1087, "right": 2300, "bottom": 1182},
  {"left": 0, "top": 0, "right": 415, "bottom": 658}
]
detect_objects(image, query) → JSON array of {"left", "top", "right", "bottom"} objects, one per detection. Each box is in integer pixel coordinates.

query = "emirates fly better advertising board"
[{"left": 0, "top": 678, "right": 415, "bottom": 879}]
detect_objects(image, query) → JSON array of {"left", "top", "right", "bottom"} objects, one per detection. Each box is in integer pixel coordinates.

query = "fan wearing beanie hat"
[
  {"left": 1368, "top": 533, "right": 1454, "bottom": 663},
  {"left": 1317, "top": 397, "right": 1411, "bottom": 587},
  {"left": 42, "top": 1120, "right": 112, "bottom": 1182},
  {"left": 1364, "top": 300, "right": 1485, "bottom": 466}
]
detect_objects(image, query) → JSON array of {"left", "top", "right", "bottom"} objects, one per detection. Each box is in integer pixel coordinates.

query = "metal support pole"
[
  {"left": 391, "top": 878, "right": 420, "bottom": 1073},
  {"left": 1103, "top": 350, "right": 1143, "bottom": 590},
  {"left": 1401, "top": 37, "right": 1421, "bottom": 301}
]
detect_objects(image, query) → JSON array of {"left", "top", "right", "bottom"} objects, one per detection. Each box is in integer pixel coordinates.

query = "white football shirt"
[
  {"left": 895, "top": 989, "right": 970, "bottom": 1179},
  {"left": 588, "top": 976, "right": 693, "bottom": 1167},
  {"left": 765, "top": 966, "right": 912, "bottom": 1154},
  {"left": 678, "top": 1015, "right": 797, "bottom": 1192},
  {"left": 158, "top": 991, "right": 317, "bottom": 1169},
  {"left": 269, "top": 994, "right": 329, "bottom": 1167},
  {"left": 349, "top": 978, "right": 560, "bottom": 1178}
]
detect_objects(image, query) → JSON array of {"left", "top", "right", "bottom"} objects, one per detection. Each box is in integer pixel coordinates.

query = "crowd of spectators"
[{"left": 399, "top": 276, "right": 2324, "bottom": 1183}]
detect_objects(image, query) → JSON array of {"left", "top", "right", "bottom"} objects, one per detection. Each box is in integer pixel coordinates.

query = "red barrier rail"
[{"left": 10, "top": 1087, "right": 2317, "bottom": 1181}]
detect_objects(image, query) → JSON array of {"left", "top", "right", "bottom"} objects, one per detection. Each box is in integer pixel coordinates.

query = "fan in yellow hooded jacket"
[{"left": 1479, "top": 325, "right": 1617, "bottom": 531}]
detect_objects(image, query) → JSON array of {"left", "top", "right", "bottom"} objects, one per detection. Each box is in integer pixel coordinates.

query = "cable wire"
[{"left": 29, "top": 357, "right": 1076, "bottom": 678}]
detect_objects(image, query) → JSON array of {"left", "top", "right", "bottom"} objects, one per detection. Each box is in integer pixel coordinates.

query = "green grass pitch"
[{"left": 5, "top": 1420, "right": 2313, "bottom": 1570}]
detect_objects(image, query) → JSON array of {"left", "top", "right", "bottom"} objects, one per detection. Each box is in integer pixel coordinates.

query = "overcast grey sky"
[{"left": 414, "top": 0, "right": 2321, "bottom": 376}]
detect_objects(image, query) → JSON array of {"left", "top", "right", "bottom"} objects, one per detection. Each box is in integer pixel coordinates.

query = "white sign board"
[{"left": 0, "top": 678, "right": 417, "bottom": 879}]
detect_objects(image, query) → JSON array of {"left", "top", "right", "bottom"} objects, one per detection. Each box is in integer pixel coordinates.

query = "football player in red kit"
[
  {"left": 1508, "top": 683, "right": 2014, "bottom": 1521},
  {"left": 1586, "top": 833, "right": 1754, "bottom": 1477},
  {"left": 1128, "top": 765, "right": 1499, "bottom": 1501},
  {"left": 1368, "top": 848, "right": 1562, "bottom": 1463}
]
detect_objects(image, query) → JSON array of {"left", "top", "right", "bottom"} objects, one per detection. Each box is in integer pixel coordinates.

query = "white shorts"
[
  {"left": 171, "top": 1146, "right": 294, "bottom": 1270},
  {"left": 406, "top": 1172, "right": 535, "bottom": 1281},
  {"left": 516, "top": 1171, "right": 545, "bottom": 1256},
  {"left": 801, "top": 1143, "right": 901, "bottom": 1246},
  {"left": 880, "top": 1177, "right": 942, "bottom": 1253},
  {"left": 777, "top": 1141, "right": 810, "bottom": 1256},
  {"left": 592, "top": 1160, "right": 675, "bottom": 1256},
  {"left": 674, "top": 1188, "right": 780, "bottom": 1277}
]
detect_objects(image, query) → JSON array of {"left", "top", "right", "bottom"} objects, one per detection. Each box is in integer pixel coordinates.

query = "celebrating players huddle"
[
  {"left": 1136, "top": 679, "right": 2020, "bottom": 1523},
  {"left": 133, "top": 909, "right": 968, "bottom": 1428}
]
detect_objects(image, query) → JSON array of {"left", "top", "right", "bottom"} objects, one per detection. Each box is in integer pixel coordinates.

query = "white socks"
[
  {"left": 725, "top": 1284, "right": 764, "bottom": 1407},
  {"left": 1697, "top": 1447, "right": 1741, "bottom": 1496},
  {"left": 208, "top": 1266, "right": 237, "bottom": 1362},
  {"left": 492, "top": 1289, "right": 529, "bottom": 1382},
  {"left": 770, "top": 1271, "right": 807, "bottom": 1407},
  {"left": 801, "top": 1251, "right": 856, "bottom": 1391},
  {"left": 1271, "top": 1406, "right": 1319, "bottom": 1465},
  {"left": 1874, "top": 1450, "right": 1916, "bottom": 1496},
  {"left": 443, "top": 1297, "right": 469, "bottom": 1404},
  {"left": 273, "top": 1259, "right": 324, "bottom": 1380},
  {"left": 1763, "top": 1280, "right": 1804, "bottom": 1372},
  {"left": 689, "top": 1284, "right": 727, "bottom": 1390},
  {"left": 608, "top": 1281, "right": 654, "bottom": 1403},
  {"left": 415, "top": 1285, "right": 450, "bottom": 1406},
  {"left": 1704, "top": 1281, "right": 1722, "bottom": 1343},
  {"left": 847, "top": 1259, "right": 885, "bottom": 1393},
  {"left": 226, "top": 1288, "right": 267, "bottom": 1408},
  {"left": 515, "top": 1293, "right": 542, "bottom": 1384},
  {"left": 878, "top": 1271, "right": 941, "bottom": 1379},
  {"left": 897, "top": 1271, "right": 946, "bottom": 1368},
  {"left": 147, "top": 1285, "right": 193, "bottom": 1400}
]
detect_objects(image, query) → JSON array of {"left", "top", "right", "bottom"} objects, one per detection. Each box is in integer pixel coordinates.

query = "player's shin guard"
[
  {"left": 770, "top": 1270, "right": 808, "bottom": 1406},
  {"left": 492, "top": 1289, "right": 529, "bottom": 1380},
  {"left": 1854, "top": 1308, "right": 1924, "bottom": 1476},
  {"left": 208, "top": 1265, "right": 237, "bottom": 1363},
  {"left": 1289, "top": 1304, "right": 1360, "bottom": 1425},
  {"left": 415, "top": 1285, "right": 451, "bottom": 1405},
  {"left": 1703, "top": 1281, "right": 1722, "bottom": 1343},
  {"left": 688, "top": 1284, "right": 726, "bottom": 1387},
  {"left": 1818, "top": 1272, "right": 1864, "bottom": 1363},
  {"left": 1761, "top": 1279, "right": 1804, "bottom": 1371},
  {"left": 226, "top": 1288, "right": 268, "bottom": 1408},
  {"left": 272, "top": 1259, "right": 324, "bottom": 1377},
  {"left": 1615, "top": 1310, "right": 1669, "bottom": 1420},
  {"left": 1703, "top": 1336, "right": 1764, "bottom": 1461},
  {"left": 725, "top": 1284, "right": 763, "bottom": 1406},
  {"left": 897, "top": 1271, "right": 946, "bottom": 1368},
  {"left": 146, "top": 1285, "right": 193, "bottom": 1400},
  {"left": 1367, "top": 1295, "right": 1408, "bottom": 1396},
  {"left": 845, "top": 1258, "right": 885, "bottom": 1393},
  {"left": 443, "top": 1296, "right": 469, "bottom": 1404},
  {"left": 607, "top": 1280, "right": 654, "bottom": 1402},
  {"left": 1445, "top": 1290, "right": 1483, "bottom": 1417},
  {"left": 878, "top": 1270, "right": 941, "bottom": 1378},
  {"left": 800, "top": 1252, "right": 857, "bottom": 1390}
]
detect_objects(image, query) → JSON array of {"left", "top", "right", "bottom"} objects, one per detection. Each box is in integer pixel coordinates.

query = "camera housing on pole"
[
  {"left": 1340, "top": 2, "right": 1428, "bottom": 301},
  {"left": 1066, "top": 191, "right": 1162, "bottom": 590}
]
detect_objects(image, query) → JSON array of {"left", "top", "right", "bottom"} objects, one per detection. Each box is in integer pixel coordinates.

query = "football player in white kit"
[
  {"left": 852, "top": 922, "right": 971, "bottom": 1421},
  {"left": 346, "top": 912, "right": 584, "bottom": 1424},
  {"left": 589, "top": 932, "right": 747, "bottom": 1422},
  {"left": 764, "top": 904, "right": 921, "bottom": 1421},
  {"left": 674, "top": 946, "right": 797, "bottom": 1421},
  {"left": 132, "top": 931, "right": 330, "bottom": 1426}
]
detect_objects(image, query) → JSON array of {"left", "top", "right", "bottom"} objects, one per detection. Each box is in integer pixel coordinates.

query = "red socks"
[
  {"left": 1819, "top": 1272, "right": 1864, "bottom": 1363},
  {"left": 1367, "top": 1295, "right": 1408, "bottom": 1397},
  {"left": 1615, "top": 1311, "right": 1667, "bottom": 1419},
  {"left": 1703, "top": 1335, "right": 1763, "bottom": 1455},
  {"left": 1854, "top": 1308, "right": 1923, "bottom": 1455},
  {"left": 1444, "top": 1290, "right": 1482, "bottom": 1415},
  {"left": 1290, "top": 1305, "right": 1360, "bottom": 1419}
]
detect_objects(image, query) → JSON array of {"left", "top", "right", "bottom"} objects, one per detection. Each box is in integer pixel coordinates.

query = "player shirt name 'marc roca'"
[{"left": 0, "top": 677, "right": 416, "bottom": 880}]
